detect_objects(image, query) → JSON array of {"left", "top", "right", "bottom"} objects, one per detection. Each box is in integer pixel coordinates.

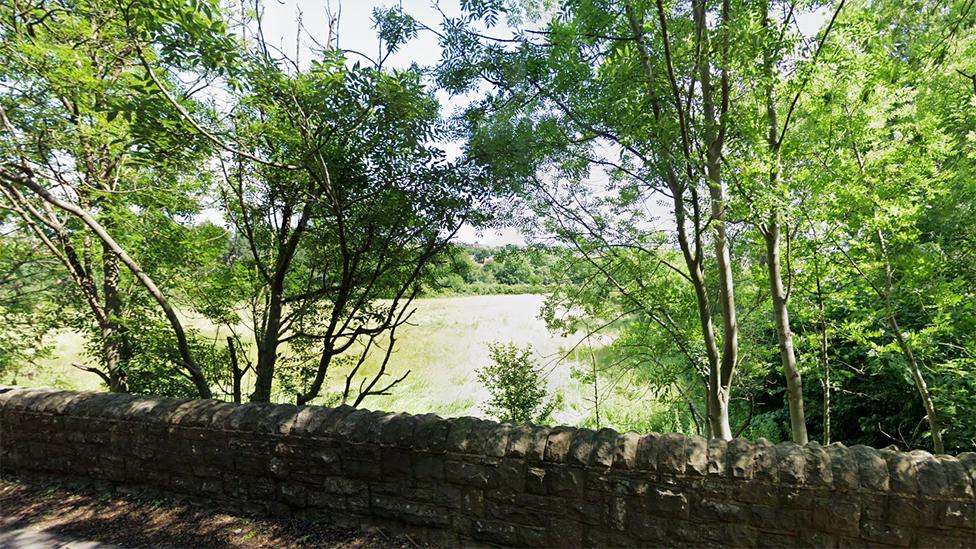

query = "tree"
[
  {"left": 165, "top": 6, "right": 487, "bottom": 405},
  {"left": 0, "top": 0, "right": 233, "bottom": 397},
  {"left": 444, "top": 0, "right": 757, "bottom": 439},
  {"left": 786, "top": 0, "right": 976, "bottom": 452},
  {"left": 477, "top": 342, "right": 558, "bottom": 424},
  {"left": 0, "top": 232, "right": 61, "bottom": 381}
]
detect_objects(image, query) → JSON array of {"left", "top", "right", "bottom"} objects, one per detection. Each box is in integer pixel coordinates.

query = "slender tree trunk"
[
  {"left": 814, "top": 259, "right": 831, "bottom": 445},
  {"left": 629, "top": 0, "right": 735, "bottom": 439},
  {"left": 877, "top": 230, "right": 944, "bottom": 453},
  {"left": 227, "top": 336, "right": 243, "bottom": 404},
  {"left": 889, "top": 315, "right": 944, "bottom": 453},
  {"left": 9, "top": 172, "right": 212, "bottom": 398},
  {"left": 764, "top": 218, "right": 808, "bottom": 443},
  {"left": 760, "top": 0, "right": 808, "bottom": 444},
  {"left": 696, "top": 0, "right": 736, "bottom": 441}
]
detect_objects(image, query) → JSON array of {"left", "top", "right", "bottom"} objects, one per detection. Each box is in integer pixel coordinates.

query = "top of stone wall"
[{"left": 2, "top": 386, "right": 974, "bottom": 499}]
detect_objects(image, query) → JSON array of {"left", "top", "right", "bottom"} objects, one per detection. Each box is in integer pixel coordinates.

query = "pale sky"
[
  {"left": 253, "top": 0, "right": 525, "bottom": 245},
  {"left": 251, "top": 1, "right": 829, "bottom": 247}
]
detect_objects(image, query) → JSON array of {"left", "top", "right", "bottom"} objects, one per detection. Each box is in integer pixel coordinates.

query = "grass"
[{"left": 10, "top": 294, "right": 665, "bottom": 431}]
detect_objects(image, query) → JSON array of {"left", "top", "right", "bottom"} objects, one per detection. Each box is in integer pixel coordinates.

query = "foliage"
[
  {"left": 445, "top": 0, "right": 976, "bottom": 451},
  {"left": 477, "top": 342, "right": 559, "bottom": 424},
  {"left": 428, "top": 244, "right": 560, "bottom": 295}
]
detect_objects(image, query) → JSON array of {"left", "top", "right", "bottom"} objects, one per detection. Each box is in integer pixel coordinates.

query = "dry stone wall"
[{"left": 1, "top": 387, "right": 974, "bottom": 547}]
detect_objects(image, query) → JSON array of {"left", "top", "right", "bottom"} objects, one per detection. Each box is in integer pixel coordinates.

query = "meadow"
[{"left": 6, "top": 294, "right": 662, "bottom": 429}]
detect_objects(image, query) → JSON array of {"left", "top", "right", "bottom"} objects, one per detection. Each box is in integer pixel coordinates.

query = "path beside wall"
[{"left": 1, "top": 387, "right": 974, "bottom": 547}]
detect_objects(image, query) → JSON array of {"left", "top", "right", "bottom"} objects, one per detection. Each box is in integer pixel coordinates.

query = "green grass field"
[{"left": 8, "top": 294, "right": 663, "bottom": 430}]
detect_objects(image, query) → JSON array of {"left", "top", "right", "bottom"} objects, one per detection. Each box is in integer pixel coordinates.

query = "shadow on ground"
[{"left": 0, "top": 475, "right": 417, "bottom": 548}]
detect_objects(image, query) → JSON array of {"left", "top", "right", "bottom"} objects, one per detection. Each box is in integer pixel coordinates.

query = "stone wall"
[{"left": 1, "top": 387, "right": 973, "bottom": 547}]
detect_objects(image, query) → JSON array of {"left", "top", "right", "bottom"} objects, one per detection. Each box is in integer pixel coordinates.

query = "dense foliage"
[
  {"left": 430, "top": 244, "right": 560, "bottom": 295},
  {"left": 439, "top": 0, "right": 975, "bottom": 451},
  {"left": 477, "top": 342, "right": 559, "bottom": 424},
  {"left": 0, "top": 0, "right": 973, "bottom": 452}
]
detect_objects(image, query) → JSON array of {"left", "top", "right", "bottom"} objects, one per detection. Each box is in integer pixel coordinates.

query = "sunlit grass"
[{"left": 11, "top": 294, "right": 664, "bottom": 431}]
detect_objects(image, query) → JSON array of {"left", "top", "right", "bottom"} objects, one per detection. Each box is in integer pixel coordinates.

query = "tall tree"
[
  {"left": 0, "top": 0, "right": 232, "bottom": 397},
  {"left": 166, "top": 6, "right": 485, "bottom": 404}
]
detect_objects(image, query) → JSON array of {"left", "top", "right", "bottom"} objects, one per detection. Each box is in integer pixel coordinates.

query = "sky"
[
  {"left": 251, "top": 0, "right": 829, "bottom": 247},
  {"left": 253, "top": 0, "right": 527, "bottom": 245}
]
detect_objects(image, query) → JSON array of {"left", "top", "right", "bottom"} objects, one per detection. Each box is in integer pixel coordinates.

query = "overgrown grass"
[{"left": 11, "top": 294, "right": 663, "bottom": 432}]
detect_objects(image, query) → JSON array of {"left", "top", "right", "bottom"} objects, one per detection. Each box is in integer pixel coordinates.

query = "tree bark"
[
  {"left": 250, "top": 284, "right": 283, "bottom": 403},
  {"left": 696, "top": 0, "right": 736, "bottom": 441},
  {"left": 877, "top": 230, "right": 944, "bottom": 453},
  {"left": 227, "top": 336, "right": 243, "bottom": 404},
  {"left": 814, "top": 257, "right": 831, "bottom": 445},
  {"left": 764, "top": 218, "right": 808, "bottom": 443},
  {"left": 101, "top": 248, "right": 128, "bottom": 393},
  {"left": 760, "top": 0, "right": 808, "bottom": 444}
]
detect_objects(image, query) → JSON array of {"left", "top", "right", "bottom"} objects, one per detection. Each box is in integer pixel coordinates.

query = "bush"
[{"left": 477, "top": 342, "right": 559, "bottom": 424}]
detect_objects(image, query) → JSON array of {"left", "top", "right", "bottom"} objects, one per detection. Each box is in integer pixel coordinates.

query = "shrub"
[{"left": 477, "top": 342, "right": 559, "bottom": 424}]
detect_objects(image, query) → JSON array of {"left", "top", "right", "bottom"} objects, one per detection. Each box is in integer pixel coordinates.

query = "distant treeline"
[{"left": 427, "top": 244, "right": 560, "bottom": 296}]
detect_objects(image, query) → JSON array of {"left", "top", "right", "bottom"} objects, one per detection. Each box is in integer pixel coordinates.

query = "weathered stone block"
[
  {"left": 753, "top": 438, "right": 778, "bottom": 482},
  {"left": 685, "top": 435, "right": 707, "bottom": 476},
  {"left": 544, "top": 426, "right": 575, "bottom": 463},
  {"left": 851, "top": 445, "right": 890, "bottom": 491},
  {"left": 860, "top": 520, "right": 911, "bottom": 547},
  {"left": 648, "top": 488, "right": 689, "bottom": 518},
  {"left": 378, "top": 413, "right": 418, "bottom": 448},
  {"left": 909, "top": 451, "right": 949, "bottom": 498},
  {"left": 478, "top": 423, "right": 508, "bottom": 458},
  {"left": 413, "top": 413, "right": 450, "bottom": 452},
  {"left": 460, "top": 487, "right": 484, "bottom": 515},
  {"left": 657, "top": 433, "right": 688, "bottom": 475},
  {"left": 939, "top": 455, "right": 975, "bottom": 498},
  {"left": 590, "top": 428, "right": 617, "bottom": 468},
  {"left": 881, "top": 447, "right": 918, "bottom": 494},
  {"left": 496, "top": 458, "right": 526, "bottom": 491},
  {"left": 802, "top": 442, "right": 833, "bottom": 486},
  {"left": 413, "top": 453, "right": 444, "bottom": 480},
  {"left": 635, "top": 432, "right": 661, "bottom": 472},
  {"left": 445, "top": 459, "right": 491, "bottom": 488},
  {"left": 279, "top": 482, "right": 307, "bottom": 506},
  {"left": 471, "top": 518, "right": 521, "bottom": 545},
  {"left": 568, "top": 428, "right": 597, "bottom": 466},
  {"left": 343, "top": 458, "right": 381, "bottom": 479},
  {"left": 613, "top": 432, "right": 639, "bottom": 470},
  {"left": 544, "top": 466, "right": 584, "bottom": 495},
  {"left": 943, "top": 500, "right": 975, "bottom": 529},
  {"left": 707, "top": 438, "right": 727, "bottom": 477},
  {"left": 812, "top": 498, "right": 860, "bottom": 535},
  {"left": 886, "top": 496, "right": 940, "bottom": 527},
  {"left": 727, "top": 437, "right": 756, "bottom": 479},
  {"left": 548, "top": 517, "right": 583, "bottom": 548},
  {"left": 698, "top": 498, "right": 747, "bottom": 522},
  {"left": 444, "top": 416, "right": 479, "bottom": 453}
]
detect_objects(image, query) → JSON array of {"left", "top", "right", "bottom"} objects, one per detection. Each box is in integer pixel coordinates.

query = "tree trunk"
[
  {"left": 764, "top": 218, "right": 809, "bottom": 444},
  {"left": 11, "top": 173, "right": 212, "bottom": 398},
  {"left": 889, "top": 316, "right": 944, "bottom": 453},
  {"left": 101, "top": 238, "right": 129, "bottom": 393},
  {"left": 759, "top": 0, "right": 808, "bottom": 444},
  {"left": 250, "top": 285, "right": 283, "bottom": 403},
  {"left": 815, "top": 260, "right": 831, "bottom": 445},
  {"left": 877, "top": 229, "right": 944, "bottom": 453},
  {"left": 227, "top": 336, "right": 243, "bottom": 404},
  {"left": 696, "top": 0, "right": 736, "bottom": 441}
]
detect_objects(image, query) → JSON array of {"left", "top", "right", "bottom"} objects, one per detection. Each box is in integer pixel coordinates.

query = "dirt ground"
[{"left": 0, "top": 476, "right": 421, "bottom": 548}]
